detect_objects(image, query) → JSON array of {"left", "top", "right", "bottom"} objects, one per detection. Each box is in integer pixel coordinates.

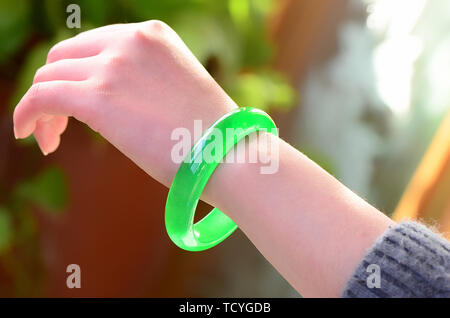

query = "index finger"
[{"left": 13, "top": 80, "right": 92, "bottom": 139}]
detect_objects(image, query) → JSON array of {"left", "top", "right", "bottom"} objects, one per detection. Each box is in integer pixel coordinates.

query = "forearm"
[
  {"left": 203, "top": 132, "right": 395, "bottom": 297},
  {"left": 11, "top": 20, "right": 397, "bottom": 298}
]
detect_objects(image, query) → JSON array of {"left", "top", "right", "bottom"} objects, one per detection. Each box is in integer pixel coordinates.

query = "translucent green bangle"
[{"left": 165, "top": 107, "right": 278, "bottom": 251}]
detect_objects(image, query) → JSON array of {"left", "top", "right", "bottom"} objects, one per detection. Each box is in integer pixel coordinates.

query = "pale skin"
[{"left": 13, "top": 20, "right": 395, "bottom": 297}]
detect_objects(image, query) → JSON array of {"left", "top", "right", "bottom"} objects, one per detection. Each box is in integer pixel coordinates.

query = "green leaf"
[
  {"left": 0, "top": 0, "right": 31, "bottom": 63},
  {"left": 42, "top": 0, "right": 67, "bottom": 32},
  {"left": 0, "top": 207, "right": 13, "bottom": 254},
  {"left": 126, "top": 0, "right": 198, "bottom": 21},
  {"left": 78, "top": 0, "right": 111, "bottom": 26},
  {"left": 229, "top": 71, "right": 295, "bottom": 111},
  {"left": 172, "top": 13, "right": 238, "bottom": 69},
  {"left": 228, "top": 0, "right": 250, "bottom": 29},
  {"left": 16, "top": 166, "right": 69, "bottom": 214}
]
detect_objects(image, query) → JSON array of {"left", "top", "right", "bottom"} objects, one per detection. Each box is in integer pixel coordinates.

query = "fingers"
[
  {"left": 33, "top": 116, "right": 69, "bottom": 155},
  {"left": 22, "top": 46, "right": 100, "bottom": 155},
  {"left": 46, "top": 32, "right": 116, "bottom": 64},
  {"left": 13, "top": 80, "right": 91, "bottom": 139},
  {"left": 46, "top": 23, "right": 141, "bottom": 64},
  {"left": 34, "top": 56, "right": 97, "bottom": 83},
  {"left": 73, "top": 23, "right": 131, "bottom": 38},
  {"left": 14, "top": 23, "right": 143, "bottom": 154}
]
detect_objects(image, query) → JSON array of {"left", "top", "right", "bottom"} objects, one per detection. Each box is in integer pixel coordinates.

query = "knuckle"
[
  {"left": 132, "top": 20, "right": 170, "bottom": 47},
  {"left": 143, "top": 19, "right": 169, "bottom": 33},
  {"left": 94, "top": 54, "right": 126, "bottom": 98},
  {"left": 91, "top": 77, "right": 116, "bottom": 101},
  {"left": 47, "top": 43, "right": 62, "bottom": 63},
  {"left": 46, "top": 50, "right": 57, "bottom": 63},
  {"left": 23, "top": 83, "right": 44, "bottom": 111},
  {"left": 102, "top": 53, "right": 127, "bottom": 70},
  {"left": 27, "top": 83, "right": 42, "bottom": 102},
  {"left": 33, "top": 66, "right": 45, "bottom": 83}
]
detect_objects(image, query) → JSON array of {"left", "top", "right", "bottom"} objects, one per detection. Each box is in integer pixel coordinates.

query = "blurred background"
[{"left": 0, "top": 0, "right": 449, "bottom": 297}]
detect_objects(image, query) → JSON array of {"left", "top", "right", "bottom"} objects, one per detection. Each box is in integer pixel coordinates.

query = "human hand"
[
  {"left": 12, "top": 20, "right": 397, "bottom": 298},
  {"left": 13, "top": 20, "right": 237, "bottom": 186}
]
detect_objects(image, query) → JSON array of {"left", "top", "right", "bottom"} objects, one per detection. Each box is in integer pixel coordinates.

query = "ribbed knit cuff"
[{"left": 342, "top": 221, "right": 450, "bottom": 298}]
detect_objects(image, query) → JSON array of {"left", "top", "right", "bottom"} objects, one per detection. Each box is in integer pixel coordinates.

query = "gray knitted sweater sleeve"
[{"left": 342, "top": 221, "right": 450, "bottom": 297}]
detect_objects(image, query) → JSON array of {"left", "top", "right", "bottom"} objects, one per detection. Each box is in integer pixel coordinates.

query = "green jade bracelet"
[{"left": 165, "top": 107, "right": 278, "bottom": 251}]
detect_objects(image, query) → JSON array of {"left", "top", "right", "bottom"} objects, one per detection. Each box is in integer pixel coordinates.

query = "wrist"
[
  {"left": 202, "top": 131, "right": 281, "bottom": 222},
  {"left": 164, "top": 96, "right": 238, "bottom": 185},
  {"left": 164, "top": 106, "right": 278, "bottom": 251}
]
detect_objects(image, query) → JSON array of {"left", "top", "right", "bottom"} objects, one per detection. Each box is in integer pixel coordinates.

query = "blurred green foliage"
[
  {"left": 0, "top": 0, "right": 30, "bottom": 64},
  {"left": 4, "top": 0, "right": 295, "bottom": 111},
  {"left": 0, "top": 0, "right": 294, "bottom": 295},
  {"left": 14, "top": 167, "right": 68, "bottom": 214},
  {"left": 0, "top": 207, "right": 12, "bottom": 254},
  {"left": 0, "top": 166, "right": 67, "bottom": 296},
  {"left": 0, "top": 167, "right": 67, "bottom": 256},
  {"left": 1, "top": 0, "right": 294, "bottom": 257}
]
